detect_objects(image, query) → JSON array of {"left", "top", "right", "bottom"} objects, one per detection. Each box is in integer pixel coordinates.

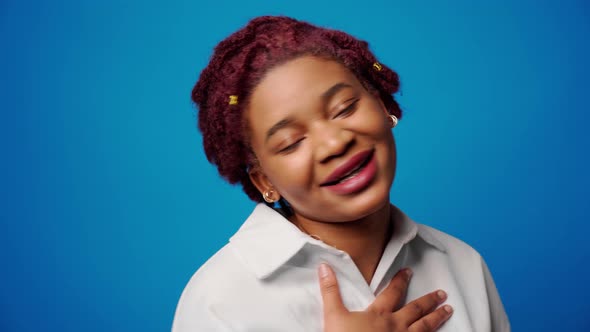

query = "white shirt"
[{"left": 172, "top": 204, "right": 510, "bottom": 332}]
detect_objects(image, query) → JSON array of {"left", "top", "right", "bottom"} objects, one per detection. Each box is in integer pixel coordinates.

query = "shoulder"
[
  {"left": 414, "top": 223, "right": 489, "bottom": 280},
  {"left": 391, "top": 204, "right": 482, "bottom": 262},
  {"left": 415, "top": 223, "right": 496, "bottom": 298},
  {"left": 413, "top": 223, "right": 511, "bottom": 330},
  {"left": 417, "top": 223, "right": 482, "bottom": 260},
  {"left": 176, "top": 243, "right": 257, "bottom": 303},
  {"left": 172, "top": 244, "right": 259, "bottom": 331}
]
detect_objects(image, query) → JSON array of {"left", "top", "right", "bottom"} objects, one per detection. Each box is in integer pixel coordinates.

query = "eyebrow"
[
  {"left": 264, "top": 82, "right": 354, "bottom": 142},
  {"left": 265, "top": 117, "right": 295, "bottom": 142},
  {"left": 321, "top": 82, "right": 353, "bottom": 100}
]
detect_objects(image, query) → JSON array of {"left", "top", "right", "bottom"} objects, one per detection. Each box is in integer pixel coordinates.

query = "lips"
[{"left": 320, "top": 149, "right": 375, "bottom": 186}]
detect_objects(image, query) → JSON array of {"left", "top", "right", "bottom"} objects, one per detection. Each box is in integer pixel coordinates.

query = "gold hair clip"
[
  {"left": 373, "top": 62, "right": 383, "bottom": 71},
  {"left": 229, "top": 95, "right": 238, "bottom": 105}
]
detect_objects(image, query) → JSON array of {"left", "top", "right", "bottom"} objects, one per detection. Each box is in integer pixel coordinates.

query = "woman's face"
[{"left": 246, "top": 56, "right": 396, "bottom": 223}]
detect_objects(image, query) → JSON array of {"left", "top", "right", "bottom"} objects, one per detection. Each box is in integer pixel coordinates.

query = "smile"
[{"left": 320, "top": 149, "right": 377, "bottom": 195}]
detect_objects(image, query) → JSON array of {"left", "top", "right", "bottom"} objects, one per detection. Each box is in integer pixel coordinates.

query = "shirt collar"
[
  {"left": 390, "top": 204, "right": 447, "bottom": 253},
  {"left": 229, "top": 204, "right": 309, "bottom": 279},
  {"left": 229, "top": 203, "right": 446, "bottom": 279}
]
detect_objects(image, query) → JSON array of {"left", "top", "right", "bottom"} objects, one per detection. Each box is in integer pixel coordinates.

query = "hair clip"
[
  {"left": 372, "top": 62, "right": 383, "bottom": 71},
  {"left": 229, "top": 95, "right": 238, "bottom": 105}
]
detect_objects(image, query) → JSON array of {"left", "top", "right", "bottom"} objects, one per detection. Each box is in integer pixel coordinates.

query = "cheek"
[
  {"left": 267, "top": 153, "right": 314, "bottom": 197},
  {"left": 358, "top": 111, "right": 391, "bottom": 139},
  {"left": 355, "top": 98, "right": 390, "bottom": 132}
]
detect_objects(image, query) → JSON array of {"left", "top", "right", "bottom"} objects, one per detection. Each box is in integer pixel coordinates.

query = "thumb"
[{"left": 318, "top": 263, "right": 346, "bottom": 317}]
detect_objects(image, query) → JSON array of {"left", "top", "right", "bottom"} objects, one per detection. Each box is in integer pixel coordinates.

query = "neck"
[{"left": 291, "top": 203, "right": 393, "bottom": 285}]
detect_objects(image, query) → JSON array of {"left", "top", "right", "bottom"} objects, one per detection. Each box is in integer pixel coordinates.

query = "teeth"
[
  {"left": 326, "top": 152, "right": 373, "bottom": 186},
  {"left": 337, "top": 166, "right": 362, "bottom": 183}
]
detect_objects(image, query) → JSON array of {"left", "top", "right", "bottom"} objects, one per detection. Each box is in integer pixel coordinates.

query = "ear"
[
  {"left": 372, "top": 96, "right": 394, "bottom": 128},
  {"left": 368, "top": 89, "right": 390, "bottom": 116},
  {"left": 248, "top": 165, "right": 280, "bottom": 202},
  {"left": 375, "top": 94, "right": 390, "bottom": 117}
]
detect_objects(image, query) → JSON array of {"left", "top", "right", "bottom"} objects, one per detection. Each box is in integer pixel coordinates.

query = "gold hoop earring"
[
  {"left": 263, "top": 189, "right": 277, "bottom": 203},
  {"left": 388, "top": 114, "right": 398, "bottom": 128}
]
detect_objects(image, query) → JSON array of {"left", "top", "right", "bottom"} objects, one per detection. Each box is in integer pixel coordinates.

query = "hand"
[{"left": 318, "top": 263, "right": 453, "bottom": 332}]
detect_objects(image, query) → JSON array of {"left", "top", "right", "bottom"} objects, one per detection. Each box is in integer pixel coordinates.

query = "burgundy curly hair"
[{"left": 192, "top": 16, "right": 403, "bottom": 203}]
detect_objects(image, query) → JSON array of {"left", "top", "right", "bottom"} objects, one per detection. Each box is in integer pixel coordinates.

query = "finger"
[
  {"left": 317, "top": 263, "right": 346, "bottom": 317},
  {"left": 409, "top": 305, "right": 453, "bottom": 332},
  {"left": 369, "top": 268, "right": 412, "bottom": 313},
  {"left": 394, "top": 289, "right": 447, "bottom": 325}
]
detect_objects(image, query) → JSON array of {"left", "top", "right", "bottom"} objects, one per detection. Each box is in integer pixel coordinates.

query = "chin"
[
  {"left": 327, "top": 184, "right": 391, "bottom": 222},
  {"left": 289, "top": 173, "right": 394, "bottom": 223},
  {"left": 356, "top": 189, "right": 391, "bottom": 217}
]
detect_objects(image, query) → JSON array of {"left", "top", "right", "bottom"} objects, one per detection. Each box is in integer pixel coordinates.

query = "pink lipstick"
[{"left": 320, "top": 149, "right": 377, "bottom": 195}]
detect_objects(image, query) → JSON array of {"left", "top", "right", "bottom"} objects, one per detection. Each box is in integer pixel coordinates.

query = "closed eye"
[
  {"left": 278, "top": 138, "right": 304, "bottom": 154},
  {"left": 333, "top": 99, "right": 359, "bottom": 119}
]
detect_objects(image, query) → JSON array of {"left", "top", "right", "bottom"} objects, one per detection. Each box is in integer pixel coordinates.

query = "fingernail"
[
  {"left": 437, "top": 290, "right": 447, "bottom": 301},
  {"left": 318, "top": 263, "right": 330, "bottom": 279},
  {"left": 444, "top": 305, "right": 453, "bottom": 314},
  {"left": 404, "top": 268, "right": 413, "bottom": 280}
]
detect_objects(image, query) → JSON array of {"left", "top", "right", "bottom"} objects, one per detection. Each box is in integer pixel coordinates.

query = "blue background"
[{"left": 2, "top": 0, "right": 589, "bottom": 331}]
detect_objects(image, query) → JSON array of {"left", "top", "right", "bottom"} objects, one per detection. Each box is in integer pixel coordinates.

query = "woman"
[{"left": 173, "top": 16, "right": 509, "bottom": 331}]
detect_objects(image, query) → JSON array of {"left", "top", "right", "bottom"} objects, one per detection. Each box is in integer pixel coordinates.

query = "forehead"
[{"left": 250, "top": 56, "right": 360, "bottom": 106}]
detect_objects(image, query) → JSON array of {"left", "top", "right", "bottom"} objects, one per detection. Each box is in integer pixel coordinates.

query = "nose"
[{"left": 313, "top": 122, "right": 355, "bottom": 164}]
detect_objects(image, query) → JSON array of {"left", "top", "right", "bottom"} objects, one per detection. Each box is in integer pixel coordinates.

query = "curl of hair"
[{"left": 192, "top": 16, "right": 403, "bottom": 202}]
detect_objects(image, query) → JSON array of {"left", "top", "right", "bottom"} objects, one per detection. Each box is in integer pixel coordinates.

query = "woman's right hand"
[{"left": 318, "top": 263, "right": 453, "bottom": 332}]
